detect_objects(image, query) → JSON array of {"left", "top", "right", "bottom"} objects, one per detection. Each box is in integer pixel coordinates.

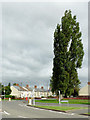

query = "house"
[
  {"left": 34, "top": 86, "right": 48, "bottom": 98},
  {"left": 79, "top": 82, "right": 90, "bottom": 98},
  {"left": 10, "top": 84, "right": 53, "bottom": 98},
  {"left": 10, "top": 86, "right": 21, "bottom": 98},
  {"left": 10, "top": 84, "right": 31, "bottom": 98}
]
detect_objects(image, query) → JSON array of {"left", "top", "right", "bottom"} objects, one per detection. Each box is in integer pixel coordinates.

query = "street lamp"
[{"left": 59, "top": 90, "right": 61, "bottom": 104}]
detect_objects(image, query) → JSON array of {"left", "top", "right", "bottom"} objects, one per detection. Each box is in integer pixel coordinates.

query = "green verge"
[
  {"left": 33, "top": 105, "right": 88, "bottom": 111},
  {"left": 35, "top": 99, "right": 90, "bottom": 105}
]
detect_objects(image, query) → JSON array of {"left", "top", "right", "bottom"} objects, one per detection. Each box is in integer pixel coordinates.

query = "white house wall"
[
  {"left": 21, "top": 91, "right": 32, "bottom": 98},
  {"left": 79, "top": 85, "right": 89, "bottom": 96},
  {"left": 10, "top": 86, "right": 21, "bottom": 98},
  {"left": 10, "top": 86, "right": 54, "bottom": 98}
]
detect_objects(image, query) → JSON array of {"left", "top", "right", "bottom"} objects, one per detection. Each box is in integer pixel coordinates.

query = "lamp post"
[{"left": 59, "top": 90, "right": 61, "bottom": 104}]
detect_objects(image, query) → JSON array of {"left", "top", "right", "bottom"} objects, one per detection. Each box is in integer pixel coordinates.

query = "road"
[{"left": 0, "top": 100, "right": 89, "bottom": 119}]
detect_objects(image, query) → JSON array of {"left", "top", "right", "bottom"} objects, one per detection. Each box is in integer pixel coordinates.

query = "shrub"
[
  {"left": 5, "top": 95, "right": 12, "bottom": 98},
  {"left": 11, "top": 96, "right": 15, "bottom": 99},
  {"left": 48, "top": 96, "right": 53, "bottom": 98},
  {"left": 41, "top": 96, "right": 44, "bottom": 98},
  {"left": 5, "top": 95, "right": 15, "bottom": 99}
]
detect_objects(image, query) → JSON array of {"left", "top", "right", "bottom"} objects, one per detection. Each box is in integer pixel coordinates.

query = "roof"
[
  {"left": 14, "top": 86, "right": 27, "bottom": 91},
  {"left": 13, "top": 85, "right": 49, "bottom": 92},
  {"left": 34, "top": 88, "right": 47, "bottom": 92},
  {"left": 23, "top": 87, "right": 33, "bottom": 91}
]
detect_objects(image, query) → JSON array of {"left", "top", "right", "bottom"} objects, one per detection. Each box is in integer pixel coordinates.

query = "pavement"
[
  {"left": 0, "top": 100, "right": 89, "bottom": 119},
  {"left": 67, "top": 109, "right": 89, "bottom": 115}
]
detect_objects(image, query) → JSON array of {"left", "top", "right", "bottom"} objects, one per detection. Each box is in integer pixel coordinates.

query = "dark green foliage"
[
  {"left": 50, "top": 10, "right": 84, "bottom": 97},
  {"left": 0, "top": 83, "right": 12, "bottom": 95},
  {"left": 8, "top": 82, "right": 11, "bottom": 87},
  {"left": 0, "top": 83, "right": 2, "bottom": 95},
  {"left": 5, "top": 95, "right": 15, "bottom": 99},
  {"left": 0, "top": 83, "right": 4, "bottom": 95},
  {"left": 13, "top": 83, "right": 16, "bottom": 86},
  {"left": 5, "top": 83, "right": 12, "bottom": 95},
  {"left": 5, "top": 86, "right": 12, "bottom": 95}
]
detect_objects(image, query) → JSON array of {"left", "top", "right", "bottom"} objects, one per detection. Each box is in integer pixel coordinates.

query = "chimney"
[
  {"left": 41, "top": 86, "right": 43, "bottom": 89},
  {"left": 88, "top": 82, "right": 90, "bottom": 85},
  {"left": 26, "top": 84, "right": 29, "bottom": 88},
  {"left": 49, "top": 88, "right": 51, "bottom": 90},
  {"left": 34, "top": 85, "right": 37, "bottom": 89},
  {"left": 16, "top": 84, "right": 19, "bottom": 86}
]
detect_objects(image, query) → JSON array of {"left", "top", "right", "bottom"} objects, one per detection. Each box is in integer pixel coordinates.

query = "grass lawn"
[
  {"left": 35, "top": 99, "right": 90, "bottom": 105},
  {"left": 35, "top": 99, "right": 58, "bottom": 103},
  {"left": 33, "top": 105, "right": 88, "bottom": 111}
]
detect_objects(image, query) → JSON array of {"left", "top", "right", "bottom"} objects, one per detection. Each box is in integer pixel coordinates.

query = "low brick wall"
[{"left": 64, "top": 96, "right": 90, "bottom": 100}]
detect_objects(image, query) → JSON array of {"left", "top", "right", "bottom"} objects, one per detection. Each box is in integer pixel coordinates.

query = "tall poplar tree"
[{"left": 50, "top": 10, "right": 84, "bottom": 97}]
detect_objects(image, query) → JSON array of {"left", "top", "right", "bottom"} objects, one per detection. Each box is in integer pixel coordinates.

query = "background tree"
[
  {"left": 0, "top": 83, "right": 4, "bottom": 95},
  {"left": 50, "top": 10, "right": 84, "bottom": 97},
  {"left": 5, "top": 83, "right": 12, "bottom": 95},
  {"left": 1, "top": 83, "right": 12, "bottom": 95},
  {"left": 0, "top": 83, "right": 3, "bottom": 95},
  {"left": 13, "top": 83, "right": 16, "bottom": 86},
  {"left": 8, "top": 82, "right": 11, "bottom": 87},
  {"left": 5, "top": 86, "right": 11, "bottom": 95}
]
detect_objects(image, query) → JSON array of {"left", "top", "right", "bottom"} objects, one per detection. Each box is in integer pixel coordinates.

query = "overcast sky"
[{"left": 1, "top": 2, "right": 88, "bottom": 88}]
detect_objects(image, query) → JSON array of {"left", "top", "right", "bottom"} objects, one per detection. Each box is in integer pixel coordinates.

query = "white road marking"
[
  {"left": 49, "top": 110, "right": 59, "bottom": 113},
  {"left": 25, "top": 105, "right": 32, "bottom": 108},
  {"left": 32, "top": 108, "right": 40, "bottom": 110},
  {"left": 4, "top": 111, "right": 10, "bottom": 115},
  {"left": 18, "top": 115, "right": 28, "bottom": 118},
  {"left": 70, "top": 113, "right": 75, "bottom": 115}
]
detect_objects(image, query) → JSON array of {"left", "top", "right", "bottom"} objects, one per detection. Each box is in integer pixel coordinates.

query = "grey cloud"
[{"left": 2, "top": 2, "right": 88, "bottom": 88}]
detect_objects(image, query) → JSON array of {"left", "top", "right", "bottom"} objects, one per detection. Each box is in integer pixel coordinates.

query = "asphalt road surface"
[{"left": 1, "top": 100, "right": 89, "bottom": 118}]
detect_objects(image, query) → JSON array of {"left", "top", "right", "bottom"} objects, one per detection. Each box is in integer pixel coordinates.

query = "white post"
[
  {"left": 59, "top": 90, "right": 61, "bottom": 104},
  {"left": 33, "top": 89, "right": 35, "bottom": 105},
  {"left": 28, "top": 91, "right": 29, "bottom": 100},
  {"left": 4, "top": 89, "right": 5, "bottom": 101},
  {"left": 9, "top": 98, "right": 11, "bottom": 101},
  {"left": 28, "top": 99, "right": 32, "bottom": 105}
]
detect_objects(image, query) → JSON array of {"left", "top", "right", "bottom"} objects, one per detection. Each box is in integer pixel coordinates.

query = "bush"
[
  {"left": 48, "top": 96, "right": 53, "bottom": 98},
  {"left": 41, "top": 96, "right": 44, "bottom": 98},
  {"left": 11, "top": 96, "right": 15, "bottom": 99},
  {"left": 5, "top": 95, "right": 12, "bottom": 98},
  {"left": 5, "top": 95, "right": 15, "bottom": 99}
]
